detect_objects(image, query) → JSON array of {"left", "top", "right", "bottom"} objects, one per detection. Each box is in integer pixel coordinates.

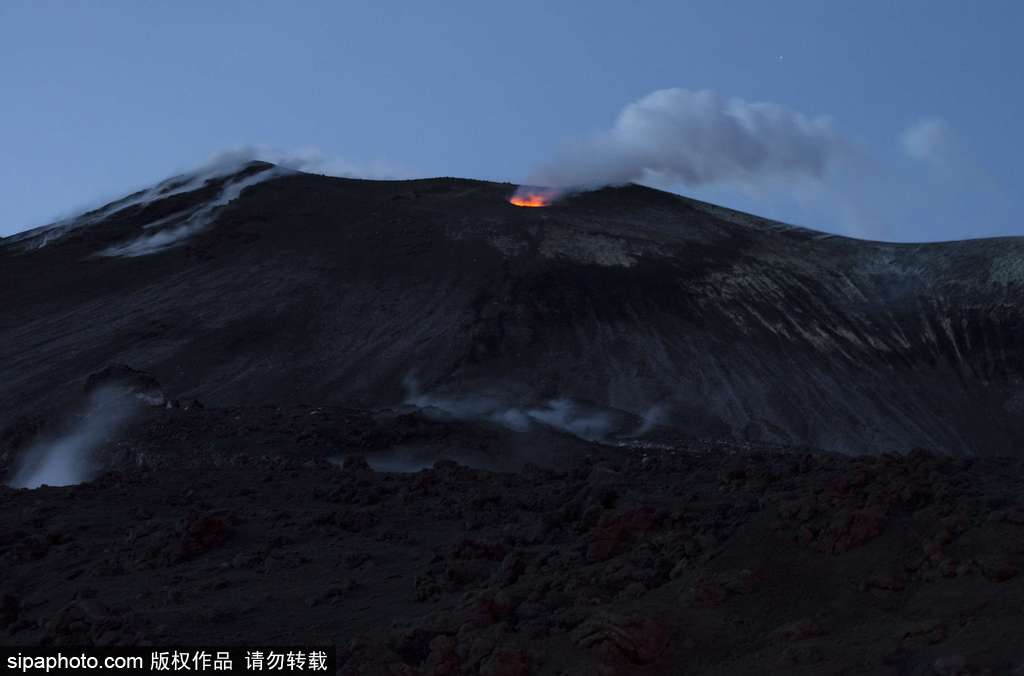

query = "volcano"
[
  {"left": 5, "top": 161, "right": 1024, "bottom": 670},
  {"left": 2, "top": 160, "right": 1024, "bottom": 456}
]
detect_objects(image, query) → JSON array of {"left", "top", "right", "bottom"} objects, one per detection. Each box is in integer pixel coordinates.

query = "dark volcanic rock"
[
  {"left": 1, "top": 444, "right": 1021, "bottom": 673},
  {"left": 0, "top": 416, "right": 44, "bottom": 454},
  {"left": 42, "top": 599, "right": 146, "bottom": 646},
  {"left": 3, "top": 165, "right": 1024, "bottom": 454},
  {"left": 0, "top": 593, "right": 19, "bottom": 629}
]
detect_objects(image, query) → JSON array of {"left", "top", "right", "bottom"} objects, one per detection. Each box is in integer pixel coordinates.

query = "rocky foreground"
[{"left": 2, "top": 434, "right": 1024, "bottom": 674}]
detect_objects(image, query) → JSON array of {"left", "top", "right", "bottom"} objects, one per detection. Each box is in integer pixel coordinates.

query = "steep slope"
[{"left": 2, "top": 162, "right": 1023, "bottom": 455}]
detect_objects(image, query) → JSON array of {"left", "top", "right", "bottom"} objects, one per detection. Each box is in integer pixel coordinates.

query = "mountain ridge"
[{"left": 3, "top": 162, "right": 1023, "bottom": 455}]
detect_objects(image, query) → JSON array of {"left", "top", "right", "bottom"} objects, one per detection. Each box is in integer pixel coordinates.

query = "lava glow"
[{"left": 509, "top": 192, "right": 551, "bottom": 208}]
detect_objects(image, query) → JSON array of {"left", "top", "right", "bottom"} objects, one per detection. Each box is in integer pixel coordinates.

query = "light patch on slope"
[
  {"left": 538, "top": 229, "right": 637, "bottom": 267},
  {"left": 989, "top": 253, "right": 1024, "bottom": 286}
]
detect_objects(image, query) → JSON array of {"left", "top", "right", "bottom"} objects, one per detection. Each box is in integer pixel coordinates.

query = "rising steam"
[
  {"left": 98, "top": 164, "right": 287, "bottom": 257},
  {"left": 7, "top": 387, "right": 141, "bottom": 489},
  {"left": 9, "top": 145, "right": 417, "bottom": 253},
  {"left": 518, "top": 88, "right": 847, "bottom": 199},
  {"left": 403, "top": 375, "right": 615, "bottom": 441},
  {"left": 8, "top": 151, "right": 280, "bottom": 252}
]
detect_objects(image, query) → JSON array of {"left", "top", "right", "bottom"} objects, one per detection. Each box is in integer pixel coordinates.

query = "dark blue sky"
[{"left": 2, "top": 0, "right": 1021, "bottom": 241}]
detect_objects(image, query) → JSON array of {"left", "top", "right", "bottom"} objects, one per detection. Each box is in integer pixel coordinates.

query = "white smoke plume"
[
  {"left": 402, "top": 375, "right": 615, "bottom": 441},
  {"left": 8, "top": 151, "right": 276, "bottom": 251},
  {"left": 627, "top": 404, "right": 668, "bottom": 438},
  {"left": 8, "top": 145, "right": 416, "bottom": 251},
  {"left": 901, "top": 118, "right": 960, "bottom": 174},
  {"left": 217, "top": 145, "right": 417, "bottom": 181},
  {"left": 98, "top": 163, "right": 287, "bottom": 257},
  {"left": 97, "top": 143, "right": 410, "bottom": 257},
  {"left": 523, "top": 399, "right": 614, "bottom": 441},
  {"left": 516, "top": 88, "right": 847, "bottom": 200},
  {"left": 7, "top": 387, "right": 141, "bottom": 489}
]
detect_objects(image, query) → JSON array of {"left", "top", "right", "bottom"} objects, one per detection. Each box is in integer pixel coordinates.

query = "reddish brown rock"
[
  {"left": 173, "top": 509, "right": 238, "bottom": 563},
  {"left": 571, "top": 612, "right": 667, "bottom": 666},
  {"left": 771, "top": 618, "right": 829, "bottom": 642}
]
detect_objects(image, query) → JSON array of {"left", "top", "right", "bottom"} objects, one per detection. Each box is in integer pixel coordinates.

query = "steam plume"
[
  {"left": 403, "top": 375, "right": 615, "bottom": 441},
  {"left": 8, "top": 145, "right": 415, "bottom": 251},
  {"left": 7, "top": 387, "right": 140, "bottom": 489},
  {"left": 98, "top": 164, "right": 286, "bottom": 257},
  {"left": 519, "top": 88, "right": 847, "bottom": 198},
  {"left": 901, "top": 118, "right": 959, "bottom": 173}
]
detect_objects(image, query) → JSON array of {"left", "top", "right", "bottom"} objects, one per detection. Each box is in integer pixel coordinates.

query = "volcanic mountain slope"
[{"left": 3, "top": 161, "right": 1024, "bottom": 455}]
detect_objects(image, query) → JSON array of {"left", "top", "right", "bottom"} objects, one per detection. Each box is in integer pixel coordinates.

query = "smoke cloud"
[
  {"left": 7, "top": 387, "right": 141, "bottom": 489},
  {"left": 217, "top": 145, "right": 417, "bottom": 181},
  {"left": 627, "top": 404, "right": 668, "bottom": 438},
  {"left": 901, "top": 118, "right": 959, "bottom": 173},
  {"left": 519, "top": 88, "right": 847, "bottom": 198},
  {"left": 94, "top": 143, "right": 419, "bottom": 257},
  {"left": 8, "top": 145, "right": 417, "bottom": 251},
  {"left": 403, "top": 375, "right": 617, "bottom": 442},
  {"left": 98, "top": 163, "right": 287, "bottom": 257}
]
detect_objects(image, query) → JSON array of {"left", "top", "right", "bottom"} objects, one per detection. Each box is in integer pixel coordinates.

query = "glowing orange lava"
[{"left": 509, "top": 193, "right": 550, "bottom": 208}]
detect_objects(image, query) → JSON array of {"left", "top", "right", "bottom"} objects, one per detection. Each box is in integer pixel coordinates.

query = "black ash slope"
[{"left": 2, "top": 162, "right": 1023, "bottom": 455}]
